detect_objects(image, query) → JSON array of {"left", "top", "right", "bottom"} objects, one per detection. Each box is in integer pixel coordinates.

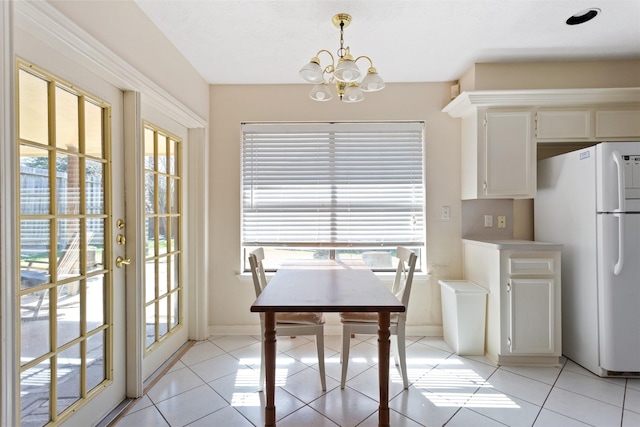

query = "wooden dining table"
[{"left": 250, "top": 259, "right": 405, "bottom": 427}]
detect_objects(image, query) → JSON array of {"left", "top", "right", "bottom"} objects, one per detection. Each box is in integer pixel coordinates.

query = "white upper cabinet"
[
  {"left": 595, "top": 109, "right": 640, "bottom": 139},
  {"left": 536, "top": 110, "right": 592, "bottom": 140},
  {"left": 444, "top": 88, "right": 640, "bottom": 200},
  {"left": 536, "top": 108, "right": 640, "bottom": 142},
  {"left": 460, "top": 109, "right": 535, "bottom": 199}
]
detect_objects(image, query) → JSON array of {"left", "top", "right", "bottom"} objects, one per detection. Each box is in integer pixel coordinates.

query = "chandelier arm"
[{"left": 354, "top": 55, "right": 374, "bottom": 68}]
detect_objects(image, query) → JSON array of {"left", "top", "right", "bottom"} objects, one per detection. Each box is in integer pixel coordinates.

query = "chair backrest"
[
  {"left": 392, "top": 247, "right": 417, "bottom": 318},
  {"left": 248, "top": 247, "right": 268, "bottom": 298}
]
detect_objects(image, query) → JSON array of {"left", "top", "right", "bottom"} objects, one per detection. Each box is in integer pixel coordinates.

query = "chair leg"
[
  {"left": 340, "top": 325, "right": 351, "bottom": 389},
  {"left": 259, "top": 326, "right": 266, "bottom": 392},
  {"left": 315, "top": 330, "right": 326, "bottom": 391},
  {"left": 397, "top": 323, "right": 409, "bottom": 389},
  {"left": 391, "top": 335, "right": 400, "bottom": 367}
]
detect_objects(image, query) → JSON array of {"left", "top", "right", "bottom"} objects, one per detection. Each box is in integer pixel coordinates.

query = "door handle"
[{"left": 115, "top": 256, "right": 131, "bottom": 268}]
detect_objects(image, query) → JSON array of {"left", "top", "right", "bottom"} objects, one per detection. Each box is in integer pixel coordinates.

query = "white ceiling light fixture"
[{"left": 299, "top": 13, "right": 385, "bottom": 103}]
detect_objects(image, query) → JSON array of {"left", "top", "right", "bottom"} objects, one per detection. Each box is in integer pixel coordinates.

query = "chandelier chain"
[{"left": 337, "top": 21, "right": 346, "bottom": 59}]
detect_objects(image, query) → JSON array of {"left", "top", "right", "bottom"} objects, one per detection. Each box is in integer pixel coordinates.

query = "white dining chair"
[
  {"left": 248, "top": 247, "right": 327, "bottom": 391},
  {"left": 339, "top": 246, "right": 417, "bottom": 389}
]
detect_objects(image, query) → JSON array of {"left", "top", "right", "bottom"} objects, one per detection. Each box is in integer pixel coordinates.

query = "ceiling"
[{"left": 134, "top": 0, "right": 640, "bottom": 85}]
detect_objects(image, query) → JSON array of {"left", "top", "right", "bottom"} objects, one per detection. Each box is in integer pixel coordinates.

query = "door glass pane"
[
  {"left": 170, "top": 291, "right": 179, "bottom": 329},
  {"left": 57, "top": 152, "right": 81, "bottom": 215},
  {"left": 146, "top": 304, "right": 156, "bottom": 347},
  {"left": 158, "top": 297, "right": 169, "bottom": 338},
  {"left": 57, "top": 344, "right": 81, "bottom": 414},
  {"left": 20, "top": 146, "right": 51, "bottom": 215},
  {"left": 55, "top": 87, "right": 79, "bottom": 151},
  {"left": 86, "top": 159, "right": 104, "bottom": 214},
  {"left": 168, "top": 138, "right": 175, "bottom": 175},
  {"left": 158, "top": 258, "right": 169, "bottom": 296},
  {"left": 20, "top": 293, "right": 51, "bottom": 358},
  {"left": 87, "top": 219, "right": 105, "bottom": 272},
  {"left": 57, "top": 282, "right": 81, "bottom": 347},
  {"left": 19, "top": 69, "right": 49, "bottom": 145},
  {"left": 169, "top": 254, "right": 178, "bottom": 290},
  {"left": 144, "top": 128, "right": 155, "bottom": 171},
  {"left": 86, "top": 275, "right": 105, "bottom": 332},
  {"left": 170, "top": 217, "right": 179, "bottom": 252},
  {"left": 158, "top": 135, "right": 167, "bottom": 173},
  {"left": 56, "top": 219, "right": 81, "bottom": 282},
  {"left": 20, "top": 219, "right": 52, "bottom": 290},
  {"left": 158, "top": 176, "right": 167, "bottom": 214},
  {"left": 145, "top": 173, "right": 155, "bottom": 214},
  {"left": 86, "top": 331, "right": 106, "bottom": 392},
  {"left": 145, "top": 260, "right": 156, "bottom": 304},
  {"left": 84, "top": 100, "right": 104, "bottom": 158},
  {"left": 169, "top": 178, "right": 178, "bottom": 214},
  {"left": 20, "top": 359, "right": 52, "bottom": 427}
]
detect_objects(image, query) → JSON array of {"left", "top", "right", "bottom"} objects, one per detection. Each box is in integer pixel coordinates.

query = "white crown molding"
[
  {"left": 443, "top": 87, "right": 640, "bottom": 118},
  {"left": 14, "top": 0, "right": 207, "bottom": 129}
]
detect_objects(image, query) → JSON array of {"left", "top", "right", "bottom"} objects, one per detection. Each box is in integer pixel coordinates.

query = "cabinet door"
[
  {"left": 508, "top": 278, "right": 555, "bottom": 354},
  {"left": 595, "top": 110, "right": 640, "bottom": 139},
  {"left": 536, "top": 110, "right": 592, "bottom": 140},
  {"left": 484, "top": 111, "right": 535, "bottom": 198}
]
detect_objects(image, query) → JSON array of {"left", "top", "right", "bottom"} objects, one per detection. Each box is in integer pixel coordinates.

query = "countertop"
[{"left": 463, "top": 237, "right": 563, "bottom": 251}]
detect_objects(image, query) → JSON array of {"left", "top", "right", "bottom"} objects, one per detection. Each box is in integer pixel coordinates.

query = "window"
[{"left": 241, "top": 122, "right": 425, "bottom": 271}]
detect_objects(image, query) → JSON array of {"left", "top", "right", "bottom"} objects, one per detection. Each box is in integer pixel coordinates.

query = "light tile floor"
[{"left": 114, "top": 335, "right": 640, "bottom": 427}]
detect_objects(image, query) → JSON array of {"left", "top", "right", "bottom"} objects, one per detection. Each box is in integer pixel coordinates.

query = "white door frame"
[
  {"left": 0, "top": 1, "right": 209, "bottom": 422},
  {"left": 1, "top": 2, "right": 19, "bottom": 426}
]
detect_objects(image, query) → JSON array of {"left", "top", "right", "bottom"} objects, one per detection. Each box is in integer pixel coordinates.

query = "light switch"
[{"left": 484, "top": 214, "right": 493, "bottom": 227}]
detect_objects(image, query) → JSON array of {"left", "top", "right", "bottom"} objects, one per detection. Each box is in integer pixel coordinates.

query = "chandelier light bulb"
[
  {"left": 309, "top": 84, "right": 333, "bottom": 101},
  {"left": 343, "top": 84, "right": 364, "bottom": 103},
  {"left": 334, "top": 57, "right": 361, "bottom": 83},
  {"left": 360, "top": 67, "right": 385, "bottom": 92},
  {"left": 299, "top": 59, "right": 324, "bottom": 83}
]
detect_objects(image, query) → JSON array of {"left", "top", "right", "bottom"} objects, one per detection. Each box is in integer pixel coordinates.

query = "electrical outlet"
[
  {"left": 484, "top": 214, "right": 493, "bottom": 227},
  {"left": 498, "top": 215, "right": 507, "bottom": 228},
  {"left": 441, "top": 206, "right": 450, "bottom": 220}
]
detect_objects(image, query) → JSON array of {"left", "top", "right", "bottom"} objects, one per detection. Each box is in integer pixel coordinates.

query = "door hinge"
[{"left": 506, "top": 282, "right": 511, "bottom": 292}]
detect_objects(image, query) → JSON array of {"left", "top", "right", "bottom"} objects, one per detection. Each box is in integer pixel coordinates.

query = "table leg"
[
  {"left": 264, "top": 312, "right": 277, "bottom": 427},
  {"left": 377, "top": 311, "right": 391, "bottom": 427}
]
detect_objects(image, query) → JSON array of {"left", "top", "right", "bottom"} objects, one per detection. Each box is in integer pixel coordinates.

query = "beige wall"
[
  {"left": 460, "top": 60, "right": 640, "bottom": 91},
  {"left": 209, "top": 83, "right": 461, "bottom": 333}
]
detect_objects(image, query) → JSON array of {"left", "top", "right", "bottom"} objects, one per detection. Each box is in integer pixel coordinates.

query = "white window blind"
[{"left": 241, "top": 122, "right": 425, "bottom": 247}]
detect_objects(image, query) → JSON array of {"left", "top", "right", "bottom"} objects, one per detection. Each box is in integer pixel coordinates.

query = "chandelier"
[{"left": 299, "top": 13, "right": 385, "bottom": 103}]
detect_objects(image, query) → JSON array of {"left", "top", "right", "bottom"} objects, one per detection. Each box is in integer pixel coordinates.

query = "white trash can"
[{"left": 439, "top": 280, "right": 488, "bottom": 356}]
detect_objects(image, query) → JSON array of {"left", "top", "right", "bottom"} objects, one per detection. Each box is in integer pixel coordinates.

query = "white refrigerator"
[{"left": 535, "top": 141, "right": 640, "bottom": 377}]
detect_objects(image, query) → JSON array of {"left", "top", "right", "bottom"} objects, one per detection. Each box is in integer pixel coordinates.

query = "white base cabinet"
[{"left": 463, "top": 239, "right": 562, "bottom": 365}]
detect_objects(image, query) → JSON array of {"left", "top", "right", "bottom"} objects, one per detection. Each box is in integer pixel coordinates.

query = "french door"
[{"left": 16, "top": 61, "right": 127, "bottom": 426}]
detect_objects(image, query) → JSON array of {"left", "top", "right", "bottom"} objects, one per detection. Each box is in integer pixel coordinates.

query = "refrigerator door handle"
[
  {"left": 613, "top": 212, "right": 625, "bottom": 275},
  {"left": 612, "top": 150, "right": 626, "bottom": 213}
]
